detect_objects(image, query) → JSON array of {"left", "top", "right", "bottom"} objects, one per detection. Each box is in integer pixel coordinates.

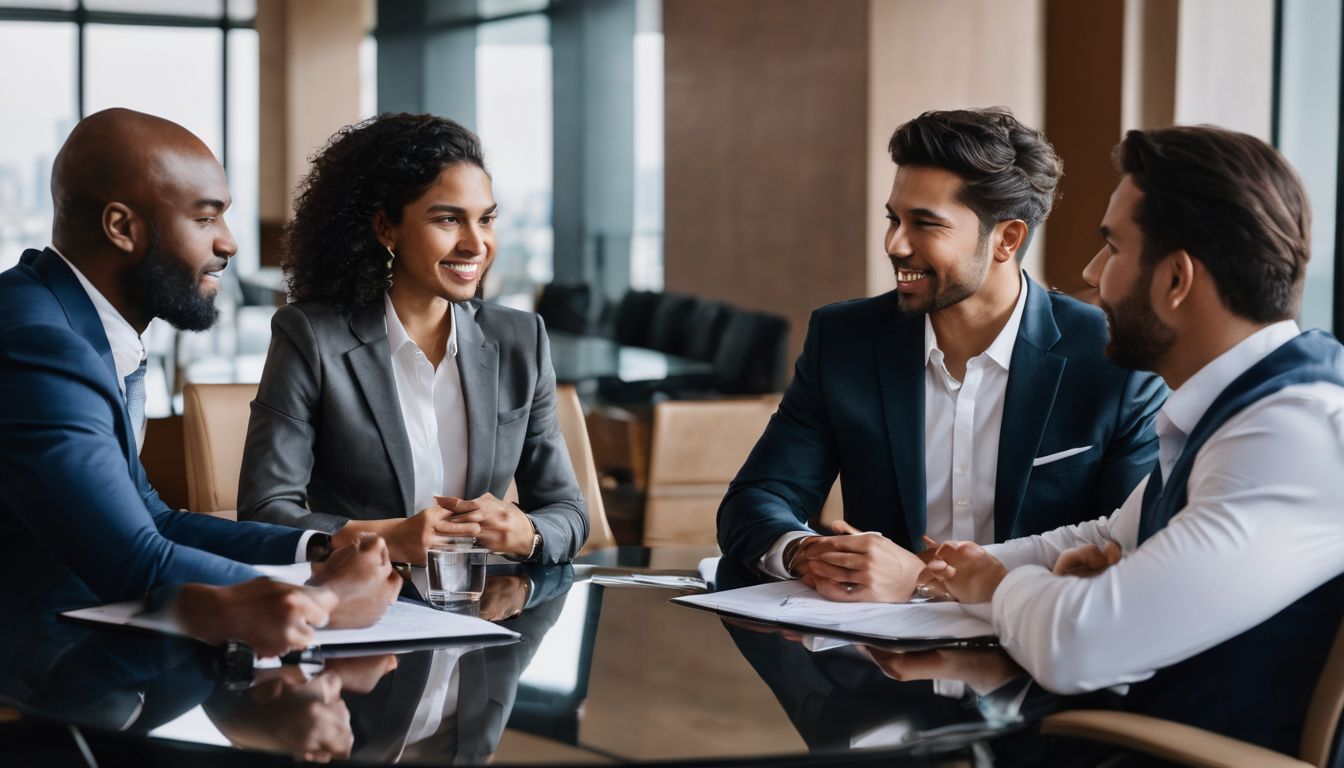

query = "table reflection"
[{"left": 1, "top": 550, "right": 1145, "bottom": 766}]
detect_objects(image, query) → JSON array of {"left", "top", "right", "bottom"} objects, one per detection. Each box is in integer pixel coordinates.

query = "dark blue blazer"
[
  {"left": 0, "top": 248, "right": 304, "bottom": 612},
  {"left": 718, "top": 275, "right": 1167, "bottom": 565}
]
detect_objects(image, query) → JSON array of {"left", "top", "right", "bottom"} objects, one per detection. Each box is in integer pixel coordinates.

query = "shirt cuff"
[
  {"left": 989, "top": 563, "right": 1052, "bottom": 639},
  {"left": 758, "top": 529, "right": 817, "bottom": 580},
  {"left": 295, "top": 529, "right": 320, "bottom": 563},
  {"left": 983, "top": 538, "right": 1047, "bottom": 573}
]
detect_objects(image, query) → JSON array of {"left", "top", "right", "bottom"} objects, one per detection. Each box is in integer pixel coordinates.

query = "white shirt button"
[
  {"left": 957, "top": 465, "right": 969, "bottom": 475},
  {"left": 955, "top": 497, "right": 971, "bottom": 508}
]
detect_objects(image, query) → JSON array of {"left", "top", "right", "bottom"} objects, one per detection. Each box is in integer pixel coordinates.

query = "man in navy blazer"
[
  {"left": 0, "top": 108, "right": 399, "bottom": 654},
  {"left": 717, "top": 108, "right": 1166, "bottom": 602}
]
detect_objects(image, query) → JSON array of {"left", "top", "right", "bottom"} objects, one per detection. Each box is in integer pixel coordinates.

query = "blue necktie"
[{"left": 124, "top": 358, "right": 147, "bottom": 443}]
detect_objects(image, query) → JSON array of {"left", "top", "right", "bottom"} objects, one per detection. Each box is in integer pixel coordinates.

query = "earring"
[{"left": 383, "top": 245, "right": 396, "bottom": 291}]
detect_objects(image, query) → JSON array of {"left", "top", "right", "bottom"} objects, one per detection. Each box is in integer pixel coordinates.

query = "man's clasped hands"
[{"left": 786, "top": 521, "right": 1123, "bottom": 604}]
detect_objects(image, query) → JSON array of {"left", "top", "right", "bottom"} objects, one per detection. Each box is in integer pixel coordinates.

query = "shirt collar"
[
  {"left": 51, "top": 246, "right": 145, "bottom": 388},
  {"left": 924, "top": 270, "right": 1029, "bottom": 371},
  {"left": 1159, "top": 319, "right": 1301, "bottom": 437},
  {"left": 383, "top": 293, "right": 458, "bottom": 359}
]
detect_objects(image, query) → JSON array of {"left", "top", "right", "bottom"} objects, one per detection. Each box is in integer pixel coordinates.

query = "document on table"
[
  {"left": 672, "top": 581, "right": 995, "bottom": 646},
  {"left": 61, "top": 562, "right": 518, "bottom": 649}
]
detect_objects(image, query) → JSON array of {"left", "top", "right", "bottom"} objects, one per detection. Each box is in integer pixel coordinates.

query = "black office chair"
[
  {"left": 710, "top": 309, "right": 790, "bottom": 395},
  {"left": 611, "top": 290, "right": 661, "bottom": 347},
  {"left": 646, "top": 293, "right": 700, "bottom": 354},
  {"left": 536, "top": 282, "right": 595, "bottom": 335},
  {"left": 683, "top": 300, "right": 731, "bottom": 362}
]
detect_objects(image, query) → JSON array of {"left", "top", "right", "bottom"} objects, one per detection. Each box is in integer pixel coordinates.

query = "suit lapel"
[
  {"left": 993, "top": 276, "right": 1065, "bottom": 539},
  {"left": 875, "top": 310, "right": 927, "bottom": 542},
  {"left": 28, "top": 248, "right": 118, "bottom": 385},
  {"left": 455, "top": 302, "right": 499, "bottom": 498},
  {"left": 28, "top": 248, "right": 136, "bottom": 455},
  {"left": 345, "top": 303, "right": 415, "bottom": 514}
]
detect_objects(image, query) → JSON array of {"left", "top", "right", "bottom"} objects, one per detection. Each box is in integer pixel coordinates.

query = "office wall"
[
  {"left": 663, "top": 0, "right": 870, "bottom": 362},
  {"left": 867, "top": 0, "right": 1046, "bottom": 295},
  {"left": 257, "top": 0, "right": 370, "bottom": 234},
  {"left": 1043, "top": 0, "right": 1125, "bottom": 293}
]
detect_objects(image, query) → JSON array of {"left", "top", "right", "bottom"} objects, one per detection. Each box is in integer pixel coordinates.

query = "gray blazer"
[{"left": 237, "top": 299, "right": 588, "bottom": 563}]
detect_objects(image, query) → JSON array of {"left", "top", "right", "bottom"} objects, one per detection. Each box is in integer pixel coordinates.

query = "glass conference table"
[{"left": 0, "top": 547, "right": 1111, "bottom": 766}]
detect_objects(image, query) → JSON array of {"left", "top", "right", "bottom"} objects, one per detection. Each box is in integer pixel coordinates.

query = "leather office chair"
[
  {"left": 535, "top": 282, "right": 594, "bottom": 335},
  {"left": 611, "top": 290, "right": 661, "bottom": 347},
  {"left": 182, "top": 382, "right": 257, "bottom": 520},
  {"left": 642, "top": 395, "right": 781, "bottom": 547},
  {"left": 1039, "top": 617, "right": 1344, "bottom": 768},
  {"left": 646, "top": 293, "right": 700, "bottom": 355},
  {"left": 554, "top": 384, "right": 617, "bottom": 553}
]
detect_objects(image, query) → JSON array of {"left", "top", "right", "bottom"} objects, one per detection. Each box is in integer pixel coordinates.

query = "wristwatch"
[
  {"left": 511, "top": 517, "right": 544, "bottom": 563},
  {"left": 305, "top": 532, "right": 333, "bottom": 563}
]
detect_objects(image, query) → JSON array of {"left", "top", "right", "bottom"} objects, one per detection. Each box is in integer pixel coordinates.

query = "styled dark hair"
[
  {"left": 1114, "top": 126, "right": 1310, "bottom": 323},
  {"left": 284, "top": 113, "right": 487, "bottom": 310},
  {"left": 888, "top": 107, "right": 1062, "bottom": 260}
]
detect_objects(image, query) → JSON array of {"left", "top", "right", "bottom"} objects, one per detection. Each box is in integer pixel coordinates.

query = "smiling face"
[
  {"left": 122, "top": 149, "right": 236, "bottom": 331},
  {"left": 884, "top": 165, "right": 993, "bottom": 314},
  {"left": 381, "top": 163, "right": 497, "bottom": 305},
  {"left": 1084, "top": 174, "right": 1176, "bottom": 371}
]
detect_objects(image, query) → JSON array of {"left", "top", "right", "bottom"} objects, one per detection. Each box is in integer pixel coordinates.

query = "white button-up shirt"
[
  {"left": 759, "top": 273, "right": 1028, "bottom": 578},
  {"left": 981, "top": 321, "right": 1344, "bottom": 694},
  {"left": 54, "top": 248, "right": 147, "bottom": 453},
  {"left": 385, "top": 295, "right": 470, "bottom": 512},
  {"left": 922, "top": 274, "right": 1028, "bottom": 544}
]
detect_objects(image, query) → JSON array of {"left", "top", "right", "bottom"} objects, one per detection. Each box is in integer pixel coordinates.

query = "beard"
[
  {"left": 122, "top": 229, "right": 220, "bottom": 332},
  {"left": 893, "top": 229, "right": 993, "bottom": 315},
  {"left": 1101, "top": 281, "right": 1176, "bottom": 371}
]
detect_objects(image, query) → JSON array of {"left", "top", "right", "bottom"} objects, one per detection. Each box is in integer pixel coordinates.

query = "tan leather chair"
[
  {"left": 555, "top": 384, "right": 617, "bottom": 553},
  {"left": 182, "top": 383, "right": 257, "bottom": 520},
  {"left": 641, "top": 396, "right": 780, "bottom": 547},
  {"left": 1040, "top": 618, "right": 1344, "bottom": 768}
]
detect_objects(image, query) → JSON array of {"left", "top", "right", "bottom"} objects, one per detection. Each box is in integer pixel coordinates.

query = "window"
[
  {"left": 0, "top": 21, "right": 76, "bottom": 270},
  {"left": 1276, "top": 0, "right": 1341, "bottom": 334},
  {"left": 476, "top": 13, "right": 554, "bottom": 301}
]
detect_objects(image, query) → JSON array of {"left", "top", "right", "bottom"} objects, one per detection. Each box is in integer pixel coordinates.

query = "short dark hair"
[
  {"left": 284, "top": 113, "right": 488, "bottom": 311},
  {"left": 1114, "top": 126, "right": 1310, "bottom": 323},
  {"left": 888, "top": 107, "right": 1062, "bottom": 259}
]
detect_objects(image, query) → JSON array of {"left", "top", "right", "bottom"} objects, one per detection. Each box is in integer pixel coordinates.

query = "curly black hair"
[{"left": 283, "top": 113, "right": 488, "bottom": 310}]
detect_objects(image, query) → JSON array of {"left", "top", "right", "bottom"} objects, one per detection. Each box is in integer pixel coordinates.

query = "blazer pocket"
[
  {"left": 1030, "top": 445, "right": 1096, "bottom": 476},
  {"left": 497, "top": 404, "right": 530, "bottom": 425}
]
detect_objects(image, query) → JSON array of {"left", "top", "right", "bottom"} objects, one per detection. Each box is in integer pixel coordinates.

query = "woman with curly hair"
[{"left": 236, "top": 113, "right": 587, "bottom": 565}]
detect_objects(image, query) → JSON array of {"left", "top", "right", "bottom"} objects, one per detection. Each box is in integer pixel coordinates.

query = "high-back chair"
[
  {"left": 642, "top": 395, "right": 781, "bottom": 548},
  {"left": 554, "top": 384, "right": 617, "bottom": 553},
  {"left": 1040, "top": 617, "right": 1344, "bottom": 768},
  {"left": 182, "top": 382, "right": 258, "bottom": 519}
]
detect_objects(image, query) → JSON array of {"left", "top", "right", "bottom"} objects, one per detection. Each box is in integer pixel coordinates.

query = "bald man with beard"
[{"left": 0, "top": 108, "right": 401, "bottom": 658}]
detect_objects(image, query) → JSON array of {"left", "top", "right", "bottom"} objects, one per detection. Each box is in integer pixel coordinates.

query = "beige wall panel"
[
  {"left": 285, "top": 0, "right": 370, "bottom": 221},
  {"left": 663, "top": 0, "right": 870, "bottom": 364},
  {"left": 867, "top": 0, "right": 1047, "bottom": 294},
  {"left": 256, "top": 0, "right": 288, "bottom": 224},
  {"left": 1175, "top": 0, "right": 1274, "bottom": 140}
]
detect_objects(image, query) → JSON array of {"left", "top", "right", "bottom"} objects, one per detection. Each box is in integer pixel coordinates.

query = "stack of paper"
[
  {"left": 61, "top": 562, "right": 518, "bottom": 650},
  {"left": 673, "top": 581, "right": 994, "bottom": 645}
]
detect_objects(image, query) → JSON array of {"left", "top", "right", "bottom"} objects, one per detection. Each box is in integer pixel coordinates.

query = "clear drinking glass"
[{"left": 426, "top": 540, "right": 488, "bottom": 609}]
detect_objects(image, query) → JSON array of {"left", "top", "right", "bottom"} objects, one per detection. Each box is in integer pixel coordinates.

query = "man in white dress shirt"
[
  {"left": 923, "top": 125, "right": 1344, "bottom": 753},
  {"left": 717, "top": 108, "right": 1166, "bottom": 601}
]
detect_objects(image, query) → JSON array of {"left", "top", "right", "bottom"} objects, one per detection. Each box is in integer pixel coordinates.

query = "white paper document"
[
  {"left": 672, "top": 581, "right": 994, "bottom": 643},
  {"left": 61, "top": 562, "right": 518, "bottom": 648}
]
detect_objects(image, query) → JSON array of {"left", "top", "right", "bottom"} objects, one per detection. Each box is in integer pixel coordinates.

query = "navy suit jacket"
[
  {"left": 718, "top": 275, "right": 1167, "bottom": 566},
  {"left": 0, "top": 248, "right": 304, "bottom": 612}
]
